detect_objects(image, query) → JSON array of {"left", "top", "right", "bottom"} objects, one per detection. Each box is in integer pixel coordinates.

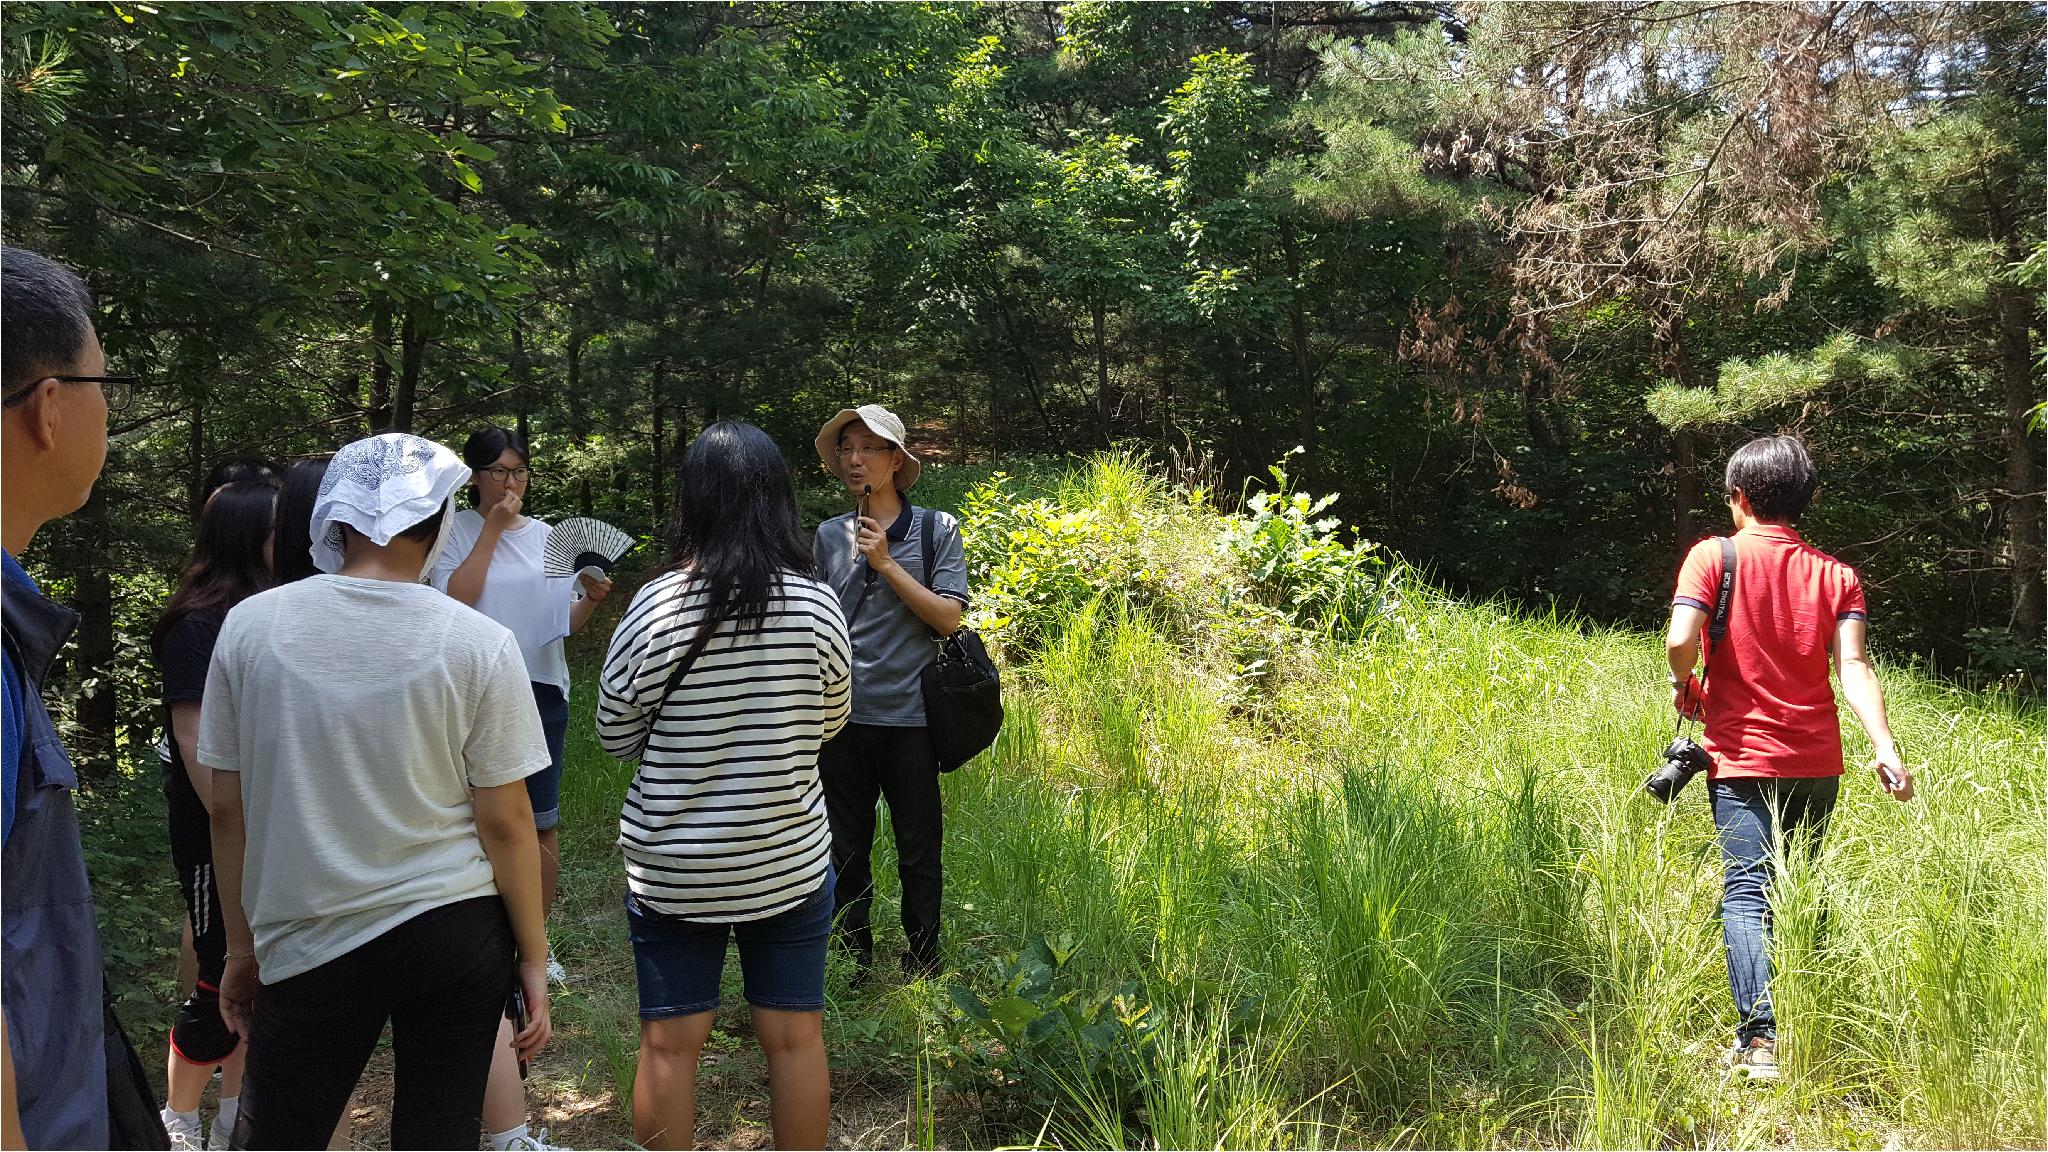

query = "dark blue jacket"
[{"left": 2, "top": 550, "right": 109, "bottom": 1149}]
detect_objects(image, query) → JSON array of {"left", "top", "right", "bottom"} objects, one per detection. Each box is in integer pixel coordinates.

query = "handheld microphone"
[{"left": 854, "top": 484, "right": 871, "bottom": 561}]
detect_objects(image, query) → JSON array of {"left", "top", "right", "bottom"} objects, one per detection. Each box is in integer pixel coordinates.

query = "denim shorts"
[
  {"left": 626, "top": 871, "right": 834, "bottom": 1019},
  {"left": 528, "top": 682, "right": 568, "bottom": 831}
]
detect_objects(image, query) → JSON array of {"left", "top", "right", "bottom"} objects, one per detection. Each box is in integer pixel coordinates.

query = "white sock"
[
  {"left": 215, "top": 1096, "right": 240, "bottom": 1131},
  {"left": 162, "top": 1105, "right": 199, "bottom": 1124},
  {"left": 488, "top": 1123, "right": 530, "bottom": 1151}
]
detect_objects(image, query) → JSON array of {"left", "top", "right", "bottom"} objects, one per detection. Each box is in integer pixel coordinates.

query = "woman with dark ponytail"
[
  {"left": 152, "top": 480, "right": 277, "bottom": 1150},
  {"left": 270, "top": 458, "right": 328, "bottom": 586},
  {"left": 597, "top": 421, "right": 850, "bottom": 1151}
]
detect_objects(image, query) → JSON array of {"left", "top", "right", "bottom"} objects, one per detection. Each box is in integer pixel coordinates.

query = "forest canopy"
[{"left": 2, "top": 0, "right": 2041, "bottom": 772}]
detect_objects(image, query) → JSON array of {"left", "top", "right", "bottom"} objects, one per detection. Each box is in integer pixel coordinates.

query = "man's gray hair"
[{"left": 2, "top": 246, "right": 96, "bottom": 394}]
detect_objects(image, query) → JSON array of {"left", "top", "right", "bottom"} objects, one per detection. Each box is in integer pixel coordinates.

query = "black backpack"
[{"left": 914, "top": 508, "right": 1003, "bottom": 772}]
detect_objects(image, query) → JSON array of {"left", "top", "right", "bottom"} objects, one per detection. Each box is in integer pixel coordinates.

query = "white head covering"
[{"left": 311, "top": 433, "right": 471, "bottom": 579}]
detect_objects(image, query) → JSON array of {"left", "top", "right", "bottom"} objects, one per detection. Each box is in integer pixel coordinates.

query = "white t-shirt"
[
  {"left": 431, "top": 509, "right": 578, "bottom": 691},
  {"left": 197, "top": 575, "right": 551, "bottom": 982}
]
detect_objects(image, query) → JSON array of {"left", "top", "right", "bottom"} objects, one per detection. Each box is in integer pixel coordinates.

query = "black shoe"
[
  {"left": 846, "top": 950, "right": 874, "bottom": 989},
  {"left": 902, "top": 948, "right": 942, "bottom": 980}
]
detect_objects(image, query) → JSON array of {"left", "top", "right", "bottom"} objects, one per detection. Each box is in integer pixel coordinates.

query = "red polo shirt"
[{"left": 1674, "top": 524, "right": 1868, "bottom": 779}]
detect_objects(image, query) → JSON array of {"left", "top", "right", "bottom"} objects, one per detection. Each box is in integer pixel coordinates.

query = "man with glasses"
[{"left": 1, "top": 246, "right": 123, "bottom": 1148}]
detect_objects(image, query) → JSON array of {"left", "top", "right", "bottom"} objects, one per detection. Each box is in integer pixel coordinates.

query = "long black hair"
[
  {"left": 155, "top": 481, "right": 276, "bottom": 650},
  {"left": 199, "top": 455, "right": 281, "bottom": 515},
  {"left": 272, "top": 458, "right": 328, "bottom": 585},
  {"left": 462, "top": 425, "right": 529, "bottom": 506},
  {"left": 667, "top": 421, "right": 812, "bottom": 644}
]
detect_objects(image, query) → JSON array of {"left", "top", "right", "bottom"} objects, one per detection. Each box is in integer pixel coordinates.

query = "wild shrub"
[
  {"left": 940, "top": 934, "right": 1161, "bottom": 1135},
  {"left": 959, "top": 452, "right": 1406, "bottom": 709},
  {"left": 1215, "top": 453, "right": 1403, "bottom": 641}
]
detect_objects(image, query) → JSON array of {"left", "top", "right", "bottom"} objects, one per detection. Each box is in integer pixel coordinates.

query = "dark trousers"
[
  {"left": 233, "top": 896, "right": 513, "bottom": 1150},
  {"left": 164, "top": 760, "right": 239, "bottom": 1066},
  {"left": 820, "top": 724, "right": 942, "bottom": 968},
  {"left": 1709, "top": 775, "right": 1839, "bottom": 1046}
]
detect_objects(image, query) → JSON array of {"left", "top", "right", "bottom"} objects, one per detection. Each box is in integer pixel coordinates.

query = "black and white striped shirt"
[{"left": 598, "top": 569, "right": 852, "bottom": 921}]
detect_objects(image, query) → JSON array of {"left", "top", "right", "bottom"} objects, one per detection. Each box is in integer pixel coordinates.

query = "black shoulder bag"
[{"left": 915, "top": 508, "right": 1003, "bottom": 772}]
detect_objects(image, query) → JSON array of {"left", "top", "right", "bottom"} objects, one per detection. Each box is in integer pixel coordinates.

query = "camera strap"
[{"left": 1677, "top": 536, "right": 1737, "bottom": 737}]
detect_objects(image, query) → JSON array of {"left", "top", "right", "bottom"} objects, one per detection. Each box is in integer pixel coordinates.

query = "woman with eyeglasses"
[{"left": 430, "top": 426, "right": 608, "bottom": 1152}]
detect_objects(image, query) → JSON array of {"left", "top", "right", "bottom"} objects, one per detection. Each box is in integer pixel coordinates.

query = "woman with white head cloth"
[{"left": 197, "top": 432, "right": 555, "bottom": 1150}]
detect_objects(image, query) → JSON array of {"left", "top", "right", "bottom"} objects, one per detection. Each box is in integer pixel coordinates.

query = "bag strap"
[
  {"left": 919, "top": 506, "right": 936, "bottom": 595},
  {"left": 1707, "top": 536, "right": 1736, "bottom": 645},
  {"left": 657, "top": 586, "right": 726, "bottom": 707},
  {"left": 1679, "top": 537, "right": 1737, "bottom": 734},
  {"left": 919, "top": 507, "right": 964, "bottom": 645}
]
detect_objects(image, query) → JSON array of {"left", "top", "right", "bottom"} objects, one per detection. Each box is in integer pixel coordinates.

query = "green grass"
[{"left": 88, "top": 454, "right": 2046, "bottom": 1149}]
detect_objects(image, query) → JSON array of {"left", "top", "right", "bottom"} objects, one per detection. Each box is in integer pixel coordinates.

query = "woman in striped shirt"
[{"left": 597, "top": 421, "right": 851, "bottom": 1151}]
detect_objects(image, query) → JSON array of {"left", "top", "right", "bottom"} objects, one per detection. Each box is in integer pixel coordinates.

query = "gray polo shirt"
[{"left": 813, "top": 501, "right": 971, "bottom": 727}]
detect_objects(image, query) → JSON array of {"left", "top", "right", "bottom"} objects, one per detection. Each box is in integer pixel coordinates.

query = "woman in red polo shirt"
[{"left": 1665, "top": 435, "right": 1913, "bottom": 1081}]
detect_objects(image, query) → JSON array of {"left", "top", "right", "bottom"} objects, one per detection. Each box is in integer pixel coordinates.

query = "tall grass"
[
  {"left": 933, "top": 456, "right": 2045, "bottom": 1148},
  {"left": 547, "top": 454, "right": 2045, "bottom": 1149}
]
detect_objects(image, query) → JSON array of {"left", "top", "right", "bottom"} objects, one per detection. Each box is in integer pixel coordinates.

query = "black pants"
[
  {"left": 163, "top": 759, "right": 239, "bottom": 1066},
  {"left": 820, "top": 724, "right": 942, "bottom": 968},
  {"left": 233, "top": 896, "right": 513, "bottom": 1150}
]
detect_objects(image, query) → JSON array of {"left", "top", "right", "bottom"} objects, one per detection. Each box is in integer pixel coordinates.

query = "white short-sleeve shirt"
[
  {"left": 197, "top": 575, "right": 551, "bottom": 981},
  {"left": 431, "top": 509, "right": 579, "bottom": 692}
]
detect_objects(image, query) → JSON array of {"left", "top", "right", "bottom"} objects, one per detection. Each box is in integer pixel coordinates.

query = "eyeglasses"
[
  {"left": 482, "top": 466, "right": 531, "bottom": 483},
  {"left": 2, "top": 374, "right": 137, "bottom": 412},
  {"left": 834, "top": 445, "right": 896, "bottom": 460}
]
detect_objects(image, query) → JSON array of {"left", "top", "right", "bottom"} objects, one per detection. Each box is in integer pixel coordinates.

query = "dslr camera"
[{"left": 1644, "top": 736, "right": 1711, "bottom": 803}]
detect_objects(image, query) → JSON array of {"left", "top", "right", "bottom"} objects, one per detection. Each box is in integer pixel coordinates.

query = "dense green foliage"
[{"left": 2, "top": 1, "right": 2041, "bottom": 774}]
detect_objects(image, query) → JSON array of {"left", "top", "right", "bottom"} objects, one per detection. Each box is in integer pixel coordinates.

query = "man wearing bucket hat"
[
  {"left": 199, "top": 432, "right": 555, "bottom": 1148},
  {"left": 811, "top": 405, "right": 971, "bottom": 980}
]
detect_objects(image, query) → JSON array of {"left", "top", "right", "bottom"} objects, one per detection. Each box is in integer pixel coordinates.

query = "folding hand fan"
[{"left": 542, "top": 517, "right": 636, "bottom": 580}]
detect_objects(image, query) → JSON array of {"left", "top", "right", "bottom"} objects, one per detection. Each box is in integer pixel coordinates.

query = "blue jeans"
[
  {"left": 528, "top": 682, "right": 568, "bottom": 831},
  {"left": 1710, "top": 775, "right": 1839, "bottom": 1045},
  {"left": 626, "top": 871, "right": 834, "bottom": 1019}
]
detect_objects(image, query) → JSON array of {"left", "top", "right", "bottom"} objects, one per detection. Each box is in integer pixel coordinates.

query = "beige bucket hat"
[{"left": 815, "top": 403, "right": 921, "bottom": 490}]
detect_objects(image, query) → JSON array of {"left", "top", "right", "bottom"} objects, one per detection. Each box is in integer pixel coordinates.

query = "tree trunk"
[
  {"left": 66, "top": 489, "right": 118, "bottom": 782},
  {"left": 1278, "top": 216, "right": 1317, "bottom": 464},
  {"left": 1674, "top": 429, "right": 1701, "bottom": 546},
  {"left": 512, "top": 324, "right": 534, "bottom": 444},
  {"left": 338, "top": 374, "right": 363, "bottom": 437},
  {"left": 392, "top": 308, "right": 424, "bottom": 433},
  {"left": 367, "top": 301, "right": 394, "bottom": 433},
  {"left": 1092, "top": 299, "right": 1111, "bottom": 433},
  {"left": 991, "top": 288, "right": 1057, "bottom": 443},
  {"left": 988, "top": 371, "right": 1000, "bottom": 463},
  {"left": 651, "top": 362, "right": 668, "bottom": 537},
  {"left": 1656, "top": 299, "right": 1703, "bottom": 546},
  {"left": 1218, "top": 337, "right": 1261, "bottom": 472},
  {"left": 1995, "top": 284, "right": 2045, "bottom": 635},
  {"left": 186, "top": 404, "right": 206, "bottom": 521},
  {"left": 565, "top": 326, "right": 588, "bottom": 430},
  {"left": 567, "top": 327, "right": 593, "bottom": 515}
]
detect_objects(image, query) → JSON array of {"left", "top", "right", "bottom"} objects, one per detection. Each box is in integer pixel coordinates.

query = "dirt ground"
[{"left": 315, "top": 978, "right": 927, "bottom": 1150}]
